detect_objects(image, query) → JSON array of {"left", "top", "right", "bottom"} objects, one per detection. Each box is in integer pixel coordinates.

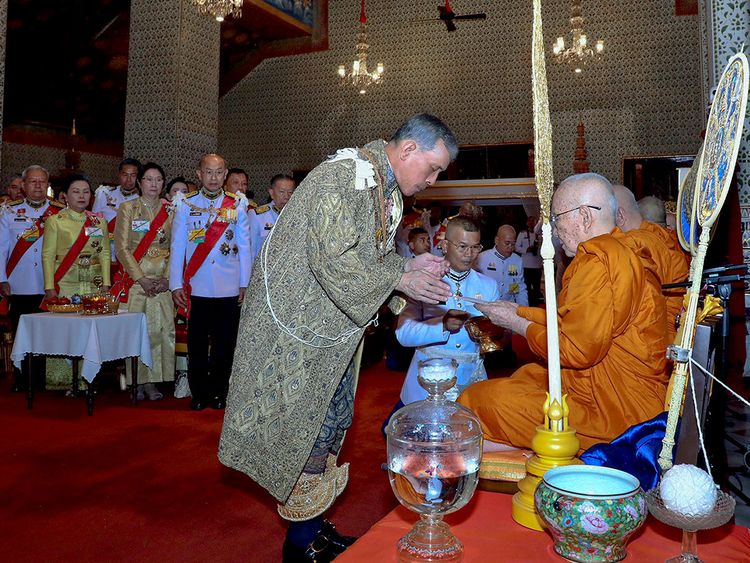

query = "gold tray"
[{"left": 47, "top": 303, "right": 83, "bottom": 313}]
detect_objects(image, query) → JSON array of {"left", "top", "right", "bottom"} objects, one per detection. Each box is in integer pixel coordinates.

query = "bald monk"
[
  {"left": 638, "top": 195, "right": 667, "bottom": 227},
  {"left": 458, "top": 173, "right": 669, "bottom": 452},
  {"left": 614, "top": 185, "right": 690, "bottom": 342}
]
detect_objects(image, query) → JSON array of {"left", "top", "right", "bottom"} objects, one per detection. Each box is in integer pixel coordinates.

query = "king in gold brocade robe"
[
  {"left": 219, "top": 140, "right": 407, "bottom": 503},
  {"left": 458, "top": 232, "right": 669, "bottom": 451},
  {"left": 114, "top": 197, "right": 175, "bottom": 384}
]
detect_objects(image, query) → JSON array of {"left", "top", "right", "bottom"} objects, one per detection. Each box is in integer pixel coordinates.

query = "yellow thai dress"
[
  {"left": 41, "top": 208, "right": 111, "bottom": 389},
  {"left": 114, "top": 197, "right": 175, "bottom": 384}
]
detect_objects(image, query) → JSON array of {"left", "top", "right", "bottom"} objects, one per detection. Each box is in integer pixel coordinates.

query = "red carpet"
[{"left": 0, "top": 361, "right": 403, "bottom": 562}]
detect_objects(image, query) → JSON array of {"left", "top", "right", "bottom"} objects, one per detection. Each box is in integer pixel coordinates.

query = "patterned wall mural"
[
  {"left": 219, "top": 0, "right": 704, "bottom": 198},
  {"left": 1, "top": 142, "right": 120, "bottom": 189},
  {"left": 0, "top": 0, "right": 7, "bottom": 178},
  {"left": 124, "top": 0, "right": 220, "bottom": 181}
]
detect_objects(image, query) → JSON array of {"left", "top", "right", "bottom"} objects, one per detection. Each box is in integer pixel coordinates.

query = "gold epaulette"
[
  {"left": 255, "top": 204, "right": 270, "bottom": 214},
  {"left": 48, "top": 199, "right": 65, "bottom": 208},
  {"left": 223, "top": 190, "right": 239, "bottom": 199},
  {"left": 8, "top": 199, "right": 23, "bottom": 206},
  {"left": 185, "top": 190, "right": 199, "bottom": 199}
]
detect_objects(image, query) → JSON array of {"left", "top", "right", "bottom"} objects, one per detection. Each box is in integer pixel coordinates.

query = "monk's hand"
[
  {"left": 172, "top": 288, "right": 188, "bottom": 309},
  {"left": 405, "top": 252, "right": 450, "bottom": 277},
  {"left": 0, "top": 282, "right": 10, "bottom": 298},
  {"left": 397, "top": 270, "right": 451, "bottom": 305},
  {"left": 443, "top": 309, "right": 470, "bottom": 333},
  {"left": 476, "top": 301, "right": 531, "bottom": 336}
]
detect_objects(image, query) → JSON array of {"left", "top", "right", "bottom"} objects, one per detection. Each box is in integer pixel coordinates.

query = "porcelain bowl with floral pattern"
[{"left": 534, "top": 465, "right": 646, "bottom": 562}]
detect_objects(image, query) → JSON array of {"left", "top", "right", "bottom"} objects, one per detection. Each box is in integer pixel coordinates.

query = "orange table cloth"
[{"left": 338, "top": 491, "right": 750, "bottom": 562}]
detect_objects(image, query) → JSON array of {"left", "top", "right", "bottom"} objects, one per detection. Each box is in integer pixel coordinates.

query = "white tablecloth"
[{"left": 11, "top": 312, "right": 153, "bottom": 383}]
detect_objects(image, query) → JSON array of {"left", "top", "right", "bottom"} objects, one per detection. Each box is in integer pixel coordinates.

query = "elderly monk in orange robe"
[
  {"left": 458, "top": 173, "right": 669, "bottom": 452},
  {"left": 614, "top": 185, "right": 690, "bottom": 342}
]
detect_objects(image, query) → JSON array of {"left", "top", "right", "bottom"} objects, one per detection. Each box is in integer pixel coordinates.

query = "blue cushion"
[{"left": 580, "top": 412, "right": 678, "bottom": 491}]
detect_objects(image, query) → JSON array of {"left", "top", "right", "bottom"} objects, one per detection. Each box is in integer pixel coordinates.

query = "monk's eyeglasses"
[
  {"left": 445, "top": 239, "right": 483, "bottom": 254},
  {"left": 550, "top": 205, "right": 601, "bottom": 226}
]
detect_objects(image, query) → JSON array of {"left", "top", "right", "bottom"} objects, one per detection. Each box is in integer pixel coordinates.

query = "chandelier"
[
  {"left": 191, "top": 0, "right": 242, "bottom": 22},
  {"left": 337, "top": 0, "right": 384, "bottom": 94},
  {"left": 551, "top": 0, "right": 604, "bottom": 73}
]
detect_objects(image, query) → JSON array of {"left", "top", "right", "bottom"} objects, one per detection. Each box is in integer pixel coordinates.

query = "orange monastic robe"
[
  {"left": 458, "top": 231, "right": 669, "bottom": 451},
  {"left": 637, "top": 221, "right": 690, "bottom": 342}
]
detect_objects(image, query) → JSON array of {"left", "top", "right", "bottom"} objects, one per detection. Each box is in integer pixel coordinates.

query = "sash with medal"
[
  {"left": 179, "top": 195, "right": 236, "bottom": 318},
  {"left": 52, "top": 214, "right": 103, "bottom": 294},
  {"left": 6, "top": 204, "right": 61, "bottom": 278},
  {"left": 110, "top": 203, "right": 169, "bottom": 303}
]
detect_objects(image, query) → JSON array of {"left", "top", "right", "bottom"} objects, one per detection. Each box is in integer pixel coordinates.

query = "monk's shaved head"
[
  {"left": 613, "top": 184, "right": 644, "bottom": 232},
  {"left": 638, "top": 196, "right": 667, "bottom": 226},
  {"left": 553, "top": 173, "right": 618, "bottom": 257}
]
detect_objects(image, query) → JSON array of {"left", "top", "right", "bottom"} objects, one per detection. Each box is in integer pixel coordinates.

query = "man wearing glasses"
[
  {"left": 459, "top": 172, "right": 669, "bottom": 453},
  {"left": 395, "top": 216, "right": 500, "bottom": 406}
]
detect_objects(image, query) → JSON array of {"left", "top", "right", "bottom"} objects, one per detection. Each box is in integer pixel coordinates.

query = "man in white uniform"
[
  {"left": 515, "top": 216, "right": 543, "bottom": 305},
  {"left": 0, "top": 165, "right": 63, "bottom": 391},
  {"left": 92, "top": 158, "right": 142, "bottom": 262},
  {"left": 474, "top": 224, "right": 528, "bottom": 306},
  {"left": 396, "top": 217, "right": 499, "bottom": 404},
  {"left": 170, "top": 153, "right": 251, "bottom": 411},
  {"left": 249, "top": 174, "right": 295, "bottom": 262}
]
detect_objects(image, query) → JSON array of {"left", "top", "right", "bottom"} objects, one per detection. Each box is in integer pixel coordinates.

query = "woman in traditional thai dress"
[
  {"left": 114, "top": 163, "right": 175, "bottom": 400},
  {"left": 42, "top": 174, "right": 110, "bottom": 389}
]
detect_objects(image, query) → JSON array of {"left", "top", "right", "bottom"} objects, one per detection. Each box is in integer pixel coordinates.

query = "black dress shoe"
[
  {"left": 281, "top": 521, "right": 357, "bottom": 562},
  {"left": 210, "top": 397, "right": 226, "bottom": 410},
  {"left": 190, "top": 398, "right": 207, "bottom": 411},
  {"left": 320, "top": 520, "right": 356, "bottom": 550}
]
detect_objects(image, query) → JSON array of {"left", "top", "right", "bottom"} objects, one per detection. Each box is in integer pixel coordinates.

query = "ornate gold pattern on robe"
[
  {"left": 219, "top": 140, "right": 406, "bottom": 502},
  {"left": 114, "top": 198, "right": 175, "bottom": 383}
]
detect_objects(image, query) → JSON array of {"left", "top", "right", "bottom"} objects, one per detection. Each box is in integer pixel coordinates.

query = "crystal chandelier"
[
  {"left": 337, "top": 0, "right": 384, "bottom": 95},
  {"left": 191, "top": 0, "right": 242, "bottom": 22},
  {"left": 551, "top": 0, "right": 604, "bottom": 73}
]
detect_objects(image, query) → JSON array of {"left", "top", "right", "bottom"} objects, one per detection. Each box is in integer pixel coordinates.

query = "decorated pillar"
[
  {"left": 124, "top": 0, "right": 220, "bottom": 179},
  {"left": 700, "top": 1, "right": 750, "bottom": 264},
  {"left": 0, "top": 0, "right": 8, "bottom": 180}
]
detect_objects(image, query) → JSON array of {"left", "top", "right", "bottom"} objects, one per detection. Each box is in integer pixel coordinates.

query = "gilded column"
[{"left": 124, "top": 0, "right": 220, "bottom": 179}]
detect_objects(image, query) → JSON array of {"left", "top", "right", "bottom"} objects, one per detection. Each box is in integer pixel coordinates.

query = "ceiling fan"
[{"left": 431, "top": 1, "right": 487, "bottom": 32}]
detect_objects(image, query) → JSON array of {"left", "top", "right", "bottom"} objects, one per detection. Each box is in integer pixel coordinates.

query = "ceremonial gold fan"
[{"left": 658, "top": 51, "right": 748, "bottom": 471}]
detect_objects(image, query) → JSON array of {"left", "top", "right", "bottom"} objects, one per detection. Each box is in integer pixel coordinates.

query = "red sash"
[
  {"left": 107, "top": 217, "right": 117, "bottom": 234},
  {"left": 6, "top": 204, "right": 62, "bottom": 278},
  {"left": 179, "top": 196, "right": 235, "bottom": 317},
  {"left": 53, "top": 215, "right": 101, "bottom": 293},
  {"left": 111, "top": 203, "right": 169, "bottom": 303}
]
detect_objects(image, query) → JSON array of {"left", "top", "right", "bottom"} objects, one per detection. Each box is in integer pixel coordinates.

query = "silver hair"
[{"left": 22, "top": 165, "right": 49, "bottom": 181}]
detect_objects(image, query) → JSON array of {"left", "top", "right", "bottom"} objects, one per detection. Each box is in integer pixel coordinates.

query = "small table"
[
  {"left": 338, "top": 491, "right": 750, "bottom": 561},
  {"left": 11, "top": 312, "right": 153, "bottom": 415}
]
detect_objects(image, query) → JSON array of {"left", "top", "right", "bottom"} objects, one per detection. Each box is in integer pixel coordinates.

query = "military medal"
[
  {"left": 232, "top": 245, "right": 238, "bottom": 255},
  {"left": 157, "top": 228, "right": 166, "bottom": 244},
  {"left": 220, "top": 242, "right": 231, "bottom": 255},
  {"left": 91, "top": 239, "right": 102, "bottom": 253},
  {"left": 448, "top": 269, "right": 470, "bottom": 309},
  {"left": 225, "top": 229, "right": 234, "bottom": 241}
]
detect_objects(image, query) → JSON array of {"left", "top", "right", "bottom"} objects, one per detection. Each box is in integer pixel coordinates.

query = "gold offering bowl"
[{"left": 465, "top": 316, "right": 506, "bottom": 354}]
